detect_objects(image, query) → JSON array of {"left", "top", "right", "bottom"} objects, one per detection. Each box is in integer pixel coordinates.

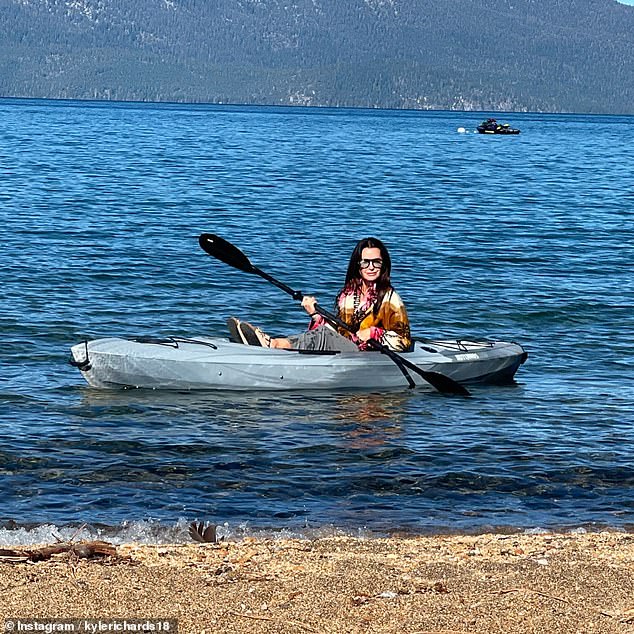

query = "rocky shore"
[{"left": 2, "top": 532, "right": 634, "bottom": 633}]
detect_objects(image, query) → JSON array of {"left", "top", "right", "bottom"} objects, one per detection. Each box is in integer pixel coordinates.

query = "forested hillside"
[{"left": 1, "top": 0, "right": 633, "bottom": 113}]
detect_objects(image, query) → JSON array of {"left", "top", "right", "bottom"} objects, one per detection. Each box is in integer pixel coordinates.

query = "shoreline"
[
  {"left": 3, "top": 519, "right": 632, "bottom": 545},
  {"left": 2, "top": 532, "right": 634, "bottom": 633}
]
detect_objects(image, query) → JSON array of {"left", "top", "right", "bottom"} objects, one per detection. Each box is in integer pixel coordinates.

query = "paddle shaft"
[{"left": 253, "top": 267, "right": 304, "bottom": 302}]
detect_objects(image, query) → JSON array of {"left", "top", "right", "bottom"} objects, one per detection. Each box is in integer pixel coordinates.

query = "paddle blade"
[
  {"left": 422, "top": 371, "right": 470, "bottom": 397},
  {"left": 199, "top": 233, "right": 255, "bottom": 273}
]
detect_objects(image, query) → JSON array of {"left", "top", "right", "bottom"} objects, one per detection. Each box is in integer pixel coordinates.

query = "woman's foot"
[
  {"left": 226, "top": 317, "right": 243, "bottom": 343},
  {"left": 239, "top": 321, "right": 272, "bottom": 347}
]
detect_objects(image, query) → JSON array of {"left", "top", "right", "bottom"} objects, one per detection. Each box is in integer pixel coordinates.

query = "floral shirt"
[{"left": 310, "top": 283, "right": 412, "bottom": 352}]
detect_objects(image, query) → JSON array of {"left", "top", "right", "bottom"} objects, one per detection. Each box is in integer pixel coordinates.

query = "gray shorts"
[{"left": 287, "top": 325, "right": 359, "bottom": 352}]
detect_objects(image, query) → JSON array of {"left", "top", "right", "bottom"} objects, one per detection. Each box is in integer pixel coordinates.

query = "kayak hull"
[{"left": 70, "top": 337, "right": 527, "bottom": 391}]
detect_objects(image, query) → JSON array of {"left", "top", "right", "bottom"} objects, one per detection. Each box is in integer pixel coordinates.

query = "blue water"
[{"left": 1, "top": 98, "right": 633, "bottom": 544}]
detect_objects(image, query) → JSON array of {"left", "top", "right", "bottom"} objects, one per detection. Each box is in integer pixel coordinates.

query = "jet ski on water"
[{"left": 477, "top": 118, "right": 521, "bottom": 135}]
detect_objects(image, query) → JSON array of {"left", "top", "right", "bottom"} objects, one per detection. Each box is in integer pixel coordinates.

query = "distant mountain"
[{"left": 1, "top": 0, "right": 633, "bottom": 113}]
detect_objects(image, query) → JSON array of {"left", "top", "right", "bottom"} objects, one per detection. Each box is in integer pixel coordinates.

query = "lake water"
[{"left": 1, "top": 99, "right": 633, "bottom": 545}]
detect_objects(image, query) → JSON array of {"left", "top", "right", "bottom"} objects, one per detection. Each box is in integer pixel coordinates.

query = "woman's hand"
[
  {"left": 356, "top": 328, "right": 373, "bottom": 341},
  {"left": 302, "top": 295, "right": 318, "bottom": 316}
]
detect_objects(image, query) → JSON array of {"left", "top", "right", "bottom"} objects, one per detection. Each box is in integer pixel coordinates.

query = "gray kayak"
[{"left": 70, "top": 336, "right": 527, "bottom": 391}]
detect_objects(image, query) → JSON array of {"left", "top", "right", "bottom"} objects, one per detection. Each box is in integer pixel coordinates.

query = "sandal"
[
  {"left": 239, "top": 322, "right": 272, "bottom": 347},
  {"left": 226, "top": 317, "right": 245, "bottom": 344}
]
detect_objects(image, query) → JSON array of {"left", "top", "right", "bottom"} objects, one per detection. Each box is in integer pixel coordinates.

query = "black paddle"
[{"left": 198, "top": 233, "right": 470, "bottom": 396}]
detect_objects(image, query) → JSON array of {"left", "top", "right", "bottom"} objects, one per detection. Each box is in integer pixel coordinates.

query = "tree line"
[{"left": 0, "top": 0, "right": 632, "bottom": 113}]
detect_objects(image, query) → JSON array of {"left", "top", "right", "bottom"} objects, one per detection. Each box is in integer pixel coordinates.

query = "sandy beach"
[{"left": 2, "top": 532, "right": 634, "bottom": 633}]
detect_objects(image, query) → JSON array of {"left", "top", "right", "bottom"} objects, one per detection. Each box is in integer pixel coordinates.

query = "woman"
[{"left": 228, "top": 237, "right": 411, "bottom": 353}]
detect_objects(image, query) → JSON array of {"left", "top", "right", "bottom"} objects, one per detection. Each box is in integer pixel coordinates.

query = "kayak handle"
[{"left": 69, "top": 340, "right": 92, "bottom": 371}]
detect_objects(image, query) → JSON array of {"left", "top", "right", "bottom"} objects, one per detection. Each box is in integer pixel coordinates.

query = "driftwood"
[{"left": 0, "top": 540, "right": 117, "bottom": 563}]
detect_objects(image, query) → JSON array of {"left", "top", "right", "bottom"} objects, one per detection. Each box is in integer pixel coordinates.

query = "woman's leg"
[
  {"left": 270, "top": 337, "right": 292, "bottom": 349},
  {"left": 237, "top": 321, "right": 358, "bottom": 352},
  {"left": 287, "top": 325, "right": 359, "bottom": 352},
  {"left": 237, "top": 321, "right": 292, "bottom": 348}
]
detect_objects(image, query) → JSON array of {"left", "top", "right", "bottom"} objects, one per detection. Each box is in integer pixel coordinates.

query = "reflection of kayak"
[
  {"left": 70, "top": 336, "right": 527, "bottom": 391},
  {"left": 477, "top": 119, "right": 521, "bottom": 135}
]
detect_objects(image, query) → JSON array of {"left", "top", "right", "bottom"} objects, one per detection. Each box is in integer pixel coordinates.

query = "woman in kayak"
[{"left": 227, "top": 237, "right": 411, "bottom": 352}]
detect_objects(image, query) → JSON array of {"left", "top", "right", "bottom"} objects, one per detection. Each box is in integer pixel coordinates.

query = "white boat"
[{"left": 70, "top": 336, "right": 527, "bottom": 391}]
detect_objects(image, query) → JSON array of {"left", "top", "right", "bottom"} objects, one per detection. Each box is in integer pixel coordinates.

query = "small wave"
[
  {"left": 0, "top": 518, "right": 374, "bottom": 546},
  {"left": 1, "top": 518, "right": 631, "bottom": 547},
  {"left": 0, "top": 518, "right": 191, "bottom": 547}
]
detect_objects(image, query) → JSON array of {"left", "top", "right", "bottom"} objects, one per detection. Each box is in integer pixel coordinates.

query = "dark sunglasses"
[{"left": 359, "top": 258, "right": 383, "bottom": 270}]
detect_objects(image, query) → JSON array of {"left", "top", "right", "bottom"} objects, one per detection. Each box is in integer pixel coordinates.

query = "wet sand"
[{"left": 2, "top": 532, "right": 634, "bottom": 633}]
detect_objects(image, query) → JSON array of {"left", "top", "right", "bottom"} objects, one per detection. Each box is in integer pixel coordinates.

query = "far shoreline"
[{"left": 4, "top": 95, "right": 634, "bottom": 118}]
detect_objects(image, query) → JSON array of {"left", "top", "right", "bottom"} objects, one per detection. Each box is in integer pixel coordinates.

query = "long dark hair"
[{"left": 342, "top": 237, "right": 393, "bottom": 315}]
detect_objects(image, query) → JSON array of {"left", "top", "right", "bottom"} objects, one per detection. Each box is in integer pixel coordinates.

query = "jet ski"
[{"left": 477, "top": 118, "right": 521, "bottom": 134}]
